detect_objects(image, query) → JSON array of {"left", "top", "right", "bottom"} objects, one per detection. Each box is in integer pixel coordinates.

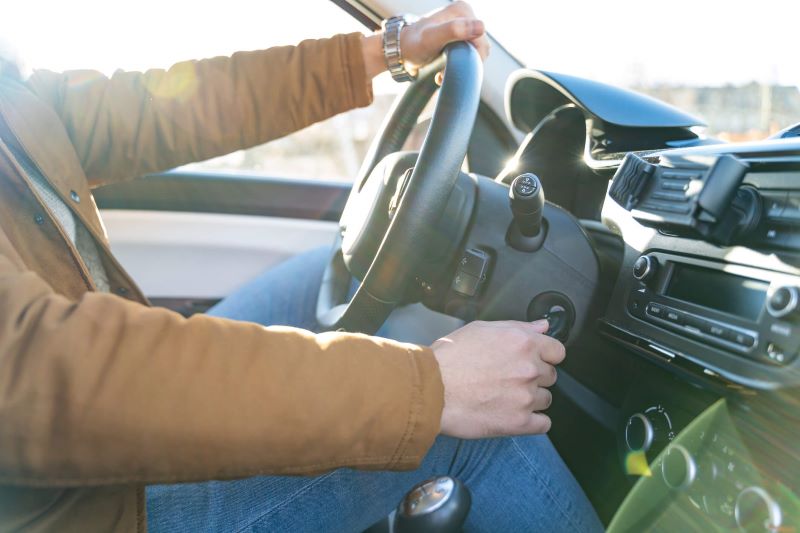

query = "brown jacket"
[{"left": 0, "top": 33, "right": 443, "bottom": 532}]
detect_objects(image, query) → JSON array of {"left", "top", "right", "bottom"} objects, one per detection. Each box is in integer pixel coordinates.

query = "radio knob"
[
  {"left": 625, "top": 407, "right": 674, "bottom": 454},
  {"left": 632, "top": 254, "right": 658, "bottom": 284},
  {"left": 625, "top": 413, "right": 654, "bottom": 452},
  {"left": 660, "top": 444, "right": 697, "bottom": 490},
  {"left": 735, "top": 487, "right": 782, "bottom": 532},
  {"left": 766, "top": 286, "right": 799, "bottom": 318}
]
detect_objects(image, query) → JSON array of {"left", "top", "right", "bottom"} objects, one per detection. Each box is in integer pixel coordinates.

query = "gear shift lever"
[
  {"left": 394, "top": 476, "right": 471, "bottom": 533},
  {"left": 508, "top": 173, "right": 547, "bottom": 251}
]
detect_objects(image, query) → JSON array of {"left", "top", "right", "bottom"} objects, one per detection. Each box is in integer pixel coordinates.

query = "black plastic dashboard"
[
  {"left": 596, "top": 137, "right": 800, "bottom": 532},
  {"left": 503, "top": 68, "right": 800, "bottom": 530},
  {"left": 601, "top": 139, "right": 800, "bottom": 391}
]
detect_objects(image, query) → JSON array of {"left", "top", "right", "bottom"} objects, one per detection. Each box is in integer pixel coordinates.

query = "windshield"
[{"left": 471, "top": 0, "right": 800, "bottom": 140}]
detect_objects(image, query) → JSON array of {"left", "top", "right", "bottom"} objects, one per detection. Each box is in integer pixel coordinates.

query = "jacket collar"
[{"left": 0, "top": 76, "right": 106, "bottom": 239}]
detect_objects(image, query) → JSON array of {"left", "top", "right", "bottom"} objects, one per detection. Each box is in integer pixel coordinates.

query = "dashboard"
[
  {"left": 603, "top": 140, "right": 800, "bottom": 389},
  {"left": 502, "top": 68, "right": 800, "bottom": 531},
  {"left": 600, "top": 139, "right": 800, "bottom": 531}
]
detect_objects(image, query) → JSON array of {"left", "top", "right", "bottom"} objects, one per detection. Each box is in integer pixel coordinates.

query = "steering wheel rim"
[{"left": 316, "top": 42, "right": 483, "bottom": 334}]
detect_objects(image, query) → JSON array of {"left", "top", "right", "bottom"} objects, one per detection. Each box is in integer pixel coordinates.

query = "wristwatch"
[{"left": 382, "top": 15, "right": 417, "bottom": 82}]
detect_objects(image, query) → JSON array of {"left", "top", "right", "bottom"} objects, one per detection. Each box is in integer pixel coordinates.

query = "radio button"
[
  {"left": 724, "top": 329, "right": 756, "bottom": 348},
  {"left": 627, "top": 293, "right": 646, "bottom": 317},
  {"left": 646, "top": 303, "right": 664, "bottom": 318},
  {"left": 665, "top": 309, "right": 682, "bottom": 323},
  {"left": 682, "top": 314, "right": 705, "bottom": 330},
  {"left": 769, "top": 322, "right": 792, "bottom": 338},
  {"left": 766, "top": 343, "right": 788, "bottom": 364}
]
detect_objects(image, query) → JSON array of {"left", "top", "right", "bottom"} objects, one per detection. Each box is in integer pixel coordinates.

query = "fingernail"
[
  {"left": 531, "top": 319, "right": 549, "bottom": 329},
  {"left": 471, "top": 20, "right": 485, "bottom": 36}
]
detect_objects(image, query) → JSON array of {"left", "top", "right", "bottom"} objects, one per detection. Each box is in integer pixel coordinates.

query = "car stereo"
[{"left": 626, "top": 252, "right": 800, "bottom": 367}]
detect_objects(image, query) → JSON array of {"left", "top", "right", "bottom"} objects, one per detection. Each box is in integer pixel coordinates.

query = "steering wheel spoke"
[{"left": 315, "top": 42, "right": 483, "bottom": 334}]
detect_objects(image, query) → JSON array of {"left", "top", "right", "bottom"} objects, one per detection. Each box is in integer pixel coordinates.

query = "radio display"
[{"left": 665, "top": 265, "right": 768, "bottom": 321}]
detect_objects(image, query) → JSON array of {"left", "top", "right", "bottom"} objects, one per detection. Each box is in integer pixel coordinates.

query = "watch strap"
[{"left": 382, "top": 15, "right": 416, "bottom": 82}]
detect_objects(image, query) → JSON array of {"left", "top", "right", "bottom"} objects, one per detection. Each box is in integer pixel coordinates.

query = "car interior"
[{"left": 76, "top": 0, "right": 800, "bottom": 530}]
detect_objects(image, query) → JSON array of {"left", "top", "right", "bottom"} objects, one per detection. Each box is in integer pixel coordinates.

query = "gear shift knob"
[
  {"left": 394, "top": 476, "right": 471, "bottom": 533},
  {"left": 509, "top": 173, "right": 545, "bottom": 237}
]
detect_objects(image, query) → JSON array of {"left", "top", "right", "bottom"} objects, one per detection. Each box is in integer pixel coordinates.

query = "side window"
[
  {"left": 7, "top": 0, "right": 405, "bottom": 183},
  {"left": 187, "top": 93, "right": 397, "bottom": 183},
  {"left": 177, "top": 4, "right": 404, "bottom": 183}
]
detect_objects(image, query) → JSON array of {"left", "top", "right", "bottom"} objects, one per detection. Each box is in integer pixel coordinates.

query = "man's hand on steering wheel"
[{"left": 361, "top": 1, "right": 490, "bottom": 80}]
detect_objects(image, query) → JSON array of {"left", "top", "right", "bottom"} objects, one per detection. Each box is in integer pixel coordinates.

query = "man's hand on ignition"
[
  {"left": 431, "top": 319, "right": 566, "bottom": 439},
  {"left": 362, "top": 1, "right": 490, "bottom": 79}
]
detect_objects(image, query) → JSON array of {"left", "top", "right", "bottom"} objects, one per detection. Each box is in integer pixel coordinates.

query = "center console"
[
  {"left": 627, "top": 252, "right": 799, "bottom": 372},
  {"left": 598, "top": 139, "right": 800, "bottom": 530},
  {"left": 603, "top": 139, "right": 800, "bottom": 390}
]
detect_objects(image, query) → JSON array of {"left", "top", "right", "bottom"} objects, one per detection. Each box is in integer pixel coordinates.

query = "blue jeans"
[{"left": 147, "top": 247, "right": 603, "bottom": 532}]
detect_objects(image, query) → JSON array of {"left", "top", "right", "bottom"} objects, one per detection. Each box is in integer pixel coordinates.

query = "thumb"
[{"left": 530, "top": 319, "right": 550, "bottom": 334}]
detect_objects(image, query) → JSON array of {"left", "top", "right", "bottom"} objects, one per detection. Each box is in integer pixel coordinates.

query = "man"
[{"left": 0, "top": 2, "right": 602, "bottom": 531}]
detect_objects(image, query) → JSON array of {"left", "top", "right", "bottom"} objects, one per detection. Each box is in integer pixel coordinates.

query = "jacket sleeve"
[
  {"left": 24, "top": 33, "right": 373, "bottom": 188},
  {"left": 0, "top": 250, "right": 443, "bottom": 487}
]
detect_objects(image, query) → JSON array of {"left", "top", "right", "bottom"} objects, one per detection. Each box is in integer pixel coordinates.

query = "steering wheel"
[{"left": 316, "top": 42, "right": 482, "bottom": 334}]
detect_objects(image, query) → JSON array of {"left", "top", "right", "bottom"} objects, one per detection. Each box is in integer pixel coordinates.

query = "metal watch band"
[{"left": 382, "top": 15, "right": 416, "bottom": 82}]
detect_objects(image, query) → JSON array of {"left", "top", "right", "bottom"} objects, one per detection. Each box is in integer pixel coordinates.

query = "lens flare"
[{"left": 624, "top": 450, "right": 653, "bottom": 477}]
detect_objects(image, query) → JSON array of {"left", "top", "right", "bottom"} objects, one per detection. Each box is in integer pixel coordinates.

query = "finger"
[
  {"left": 529, "top": 318, "right": 549, "bottom": 334},
  {"left": 470, "top": 34, "right": 491, "bottom": 61},
  {"left": 527, "top": 386, "right": 553, "bottom": 412},
  {"left": 483, "top": 319, "right": 549, "bottom": 337},
  {"left": 521, "top": 412, "right": 552, "bottom": 434},
  {"left": 539, "top": 336, "right": 566, "bottom": 365},
  {"left": 424, "top": 18, "right": 486, "bottom": 50},
  {"left": 536, "top": 363, "right": 558, "bottom": 388}
]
